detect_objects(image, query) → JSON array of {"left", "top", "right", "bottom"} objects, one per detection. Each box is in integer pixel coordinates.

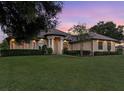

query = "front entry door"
[{"left": 54, "top": 37, "right": 60, "bottom": 54}]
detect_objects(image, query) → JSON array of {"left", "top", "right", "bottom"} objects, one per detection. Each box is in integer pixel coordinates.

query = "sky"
[
  {"left": 1, "top": 1, "right": 124, "bottom": 43},
  {"left": 57, "top": 1, "right": 124, "bottom": 32}
]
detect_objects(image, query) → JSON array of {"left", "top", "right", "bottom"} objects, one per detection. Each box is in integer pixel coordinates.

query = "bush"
[
  {"left": 41, "top": 45, "right": 48, "bottom": 55},
  {"left": 47, "top": 48, "right": 53, "bottom": 55},
  {"left": 0, "top": 49, "right": 43, "bottom": 57},
  {"left": 64, "top": 50, "right": 91, "bottom": 56},
  {"left": 94, "top": 51, "right": 119, "bottom": 56},
  {"left": 116, "top": 47, "right": 123, "bottom": 55},
  {"left": 0, "top": 44, "right": 53, "bottom": 56},
  {"left": 64, "top": 50, "right": 119, "bottom": 56},
  {"left": 63, "top": 48, "right": 68, "bottom": 54},
  {"left": 0, "top": 40, "right": 9, "bottom": 50},
  {"left": 39, "top": 46, "right": 42, "bottom": 50}
]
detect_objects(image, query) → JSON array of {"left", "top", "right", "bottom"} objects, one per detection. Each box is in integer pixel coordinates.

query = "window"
[
  {"left": 107, "top": 42, "right": 111, "bottom": 51},
  {"left": 98, "top": 41, "right": 103, "bottom": 50}
]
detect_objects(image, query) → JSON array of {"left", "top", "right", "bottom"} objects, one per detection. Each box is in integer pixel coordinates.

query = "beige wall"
[
  {"left": 115, "top": 42, "right": 124, "bottom": 47},
  {"left": 68, "top": 41, "right": 92, "bottom": 51},
  {"left": 69, "top": 40, "right": 116, "bottom": 52},
  {"left": 9, "top": 39, "right": 47, "bottom": 49},
  {"left": 10, "top": 41, "right": 34, "bottom": 49},
  {"left": 10, "top": 38, "right": 116, "bottom": 53},
  {"left": 93, "top": 40, "right": 116, "bottom": 52}
]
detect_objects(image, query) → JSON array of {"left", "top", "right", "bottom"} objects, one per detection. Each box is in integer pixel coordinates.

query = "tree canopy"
[
  {"left": 68, "top": 24, "right": 88, "bottom": 36},
  {"left": 68, "top": 24, "right": 88, "bottom": 56},
  {"left": 90, "top": 21, "right": 124, "bottom": 40},
  {"left": 0, "top": 1, "right": 63, "bottom": 41}
]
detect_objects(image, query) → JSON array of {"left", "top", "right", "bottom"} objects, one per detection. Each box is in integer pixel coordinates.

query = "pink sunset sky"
[
  {"left": 57, "top": 1, "right": 124, "bottom": 32},
  {"left": 1, "top": 1, "right": 124, "bottom": 42}
]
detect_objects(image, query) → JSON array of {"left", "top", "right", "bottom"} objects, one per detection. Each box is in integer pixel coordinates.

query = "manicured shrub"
[
  {"left": 64, "top": 50, "right": 90, "bottom": 56},
  {"left": 41, "top": 45, "right": 48, "bottom": 55},
  {"left": 39, "top": 46, "right": 42, "bottom": 50},
  {"left": 63, "top": 48, "right": 68, "bottom": 54},
  {"left": 0, "top": 49, "right": 43, "bottom": 57},
  {"left": 0, "top": 40, "right": 9, "bottom": 50},
  {"left": 94, "top": 51, "right": 119, "bottom": 56},
  {"left": 64, "top": 50, "right": 119, "bottom": 56},
  {"left": 116, "top": 47, "right": 123, "bottom": 55},
  {"left": 47, "top": 48, "right": 53, "bottom": 55}
]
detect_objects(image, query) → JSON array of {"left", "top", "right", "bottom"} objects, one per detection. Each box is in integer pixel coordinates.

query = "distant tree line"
[{"left": 90, "top": 21, "right": 124, "bottom": 40}]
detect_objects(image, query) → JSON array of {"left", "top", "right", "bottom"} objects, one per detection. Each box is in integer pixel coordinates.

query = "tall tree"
[
  {"left": 90, "top": 21, "right": 124, "bottom": 40},
  {"left": 0, "top": 1, "right": 63, "bottom": 41},
  {"left": 68, "top": 24, "right": 88, "bottom": 56}
]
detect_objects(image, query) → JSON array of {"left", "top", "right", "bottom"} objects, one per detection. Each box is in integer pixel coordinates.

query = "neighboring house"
[{"left": 8, "top": 29, "right": 119, "bottom": 54}]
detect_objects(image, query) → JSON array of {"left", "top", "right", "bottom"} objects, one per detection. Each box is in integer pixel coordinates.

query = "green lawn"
[{"left": 0, "top": 55, "right": 124, "bottom": 90}]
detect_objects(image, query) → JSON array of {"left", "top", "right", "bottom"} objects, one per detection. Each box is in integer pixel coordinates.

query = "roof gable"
[{"left": 37, "top": 29, "right": 68, "bottom": 38}]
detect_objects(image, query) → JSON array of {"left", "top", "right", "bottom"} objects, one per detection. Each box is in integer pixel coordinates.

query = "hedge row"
[
  {"left": 63, "top": 50, "right": 91, "bottom": 56},
  {"left": 64, "top": 50, "right": 120, "bottom": 56},
  {"left": 94, "top": 51, "right": 119, "bottom": 56},
  {"left": 0, "top": 49, "right": 44, "bottom": 57}
]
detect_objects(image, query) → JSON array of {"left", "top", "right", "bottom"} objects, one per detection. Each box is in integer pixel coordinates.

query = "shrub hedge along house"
[{"left": 8, "top": 29, "right": 119, "bottom": 55}]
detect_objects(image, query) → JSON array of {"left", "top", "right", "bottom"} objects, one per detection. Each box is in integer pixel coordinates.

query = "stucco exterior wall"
[
  {"left": 93, "top": 40, "right": 116, "bottom": 52},
  {"left": 9, "top": 39, "right": 47, "bottom": 49},
  {"left": 69, "top": 40, "right": 116, "bottom": 52},
  {"left": 69, "top": 41, "right": 92, "bottom": 51},
  {"left": 111, "top": 41, "right": 116, "bottom": 52},
  {"left": 9, "top": 38, "right": 116, "bottom": 53}
]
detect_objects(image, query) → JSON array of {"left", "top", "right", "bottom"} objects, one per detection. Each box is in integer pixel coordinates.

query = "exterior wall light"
[
  {"left": 11, "top": 38, "right": 15, "bottom": 42},
  {"left": 32, "top": 40, "right": 36, "bottom": 43}
]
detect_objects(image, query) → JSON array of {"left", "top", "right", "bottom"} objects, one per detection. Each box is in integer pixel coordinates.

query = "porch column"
[
  {"left": 48, "top": 36, "right": 55, "bottom": 53},
  {"left": 48, "top": 38, "right": 51, "bottom": 48},
  {"left": 60, "top": 37, "right": 64, "bottom": 54},
  {"left": 51, "top": 38, "right": 54, "bottom": 53}
]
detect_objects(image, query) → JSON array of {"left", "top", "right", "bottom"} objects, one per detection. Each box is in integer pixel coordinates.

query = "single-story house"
[{"left": 8, "top": 29, "right": 119, "bottom": 54}]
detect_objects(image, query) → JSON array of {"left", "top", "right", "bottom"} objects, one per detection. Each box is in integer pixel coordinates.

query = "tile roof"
[
  {"left": 68, "top": 32, "right": 118, "bottom": 42},
  {"left": 88, "top": 32, "right": 118, "bottom": 41},
  {"left": 37, "top": 29, "right": 118, "bottom": 42},
  {"left": 37, "top": 29, "right": 68, "bottom": 38},
  {"left": 46, "top": 29, "right": 68, "bottom": 36}
]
